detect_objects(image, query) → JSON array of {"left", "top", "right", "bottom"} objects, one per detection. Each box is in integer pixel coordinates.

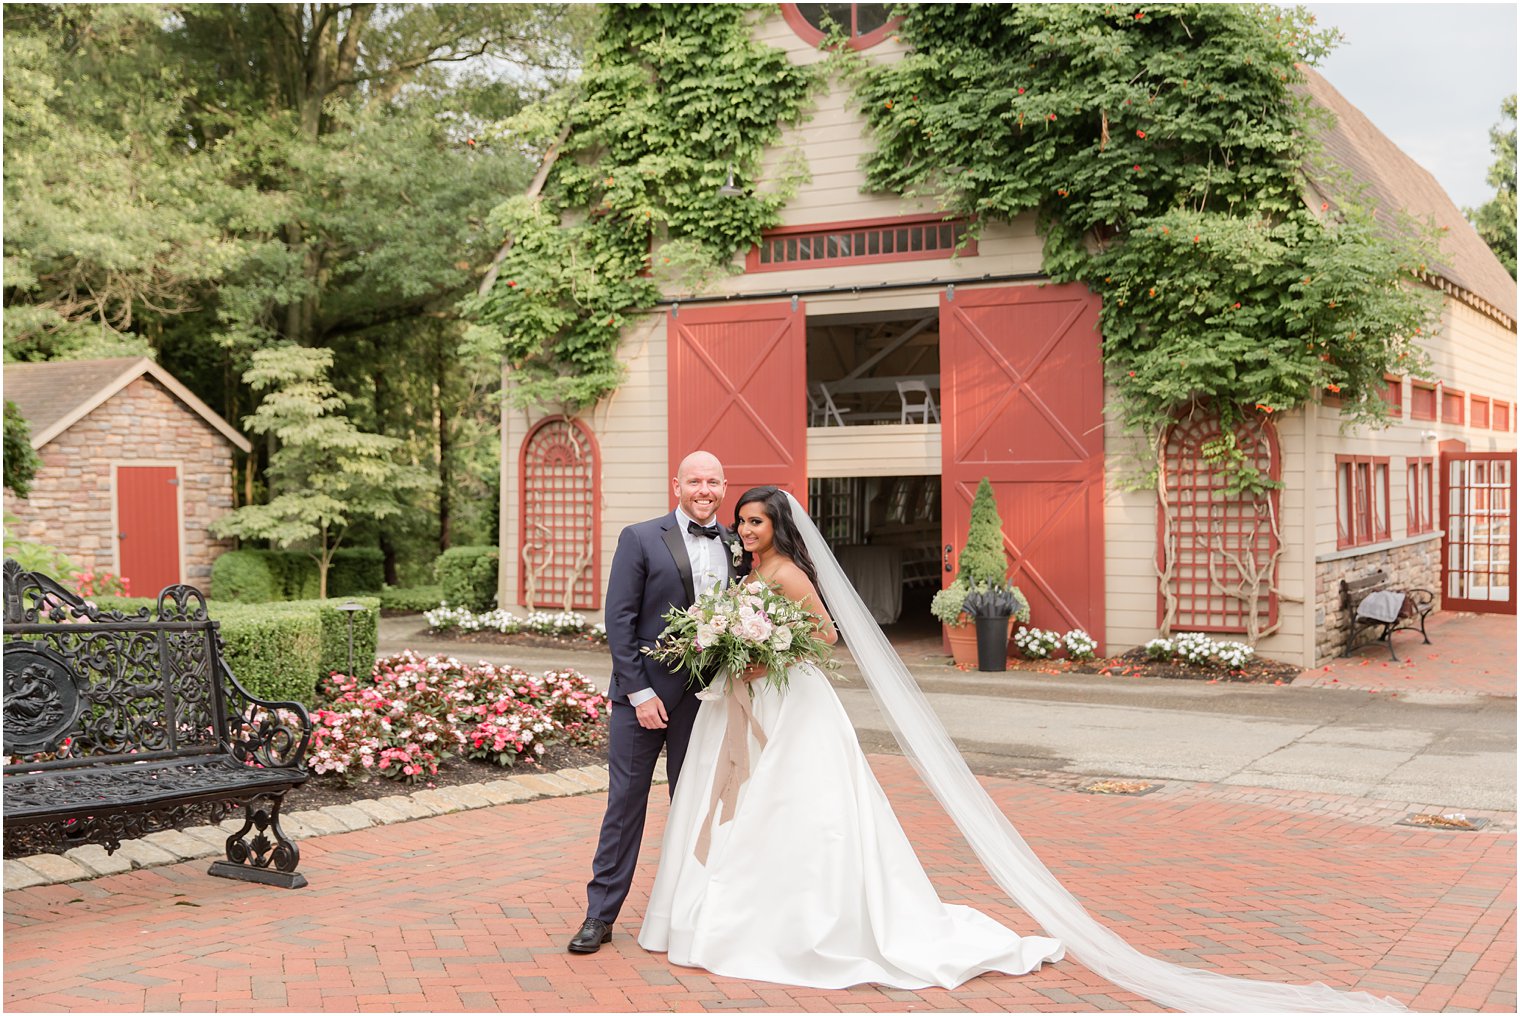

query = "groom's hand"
[{"left": 634, "top": 696, "right": 668, "bottom": 729}]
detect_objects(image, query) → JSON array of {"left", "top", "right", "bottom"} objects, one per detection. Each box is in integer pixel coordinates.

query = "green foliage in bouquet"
[{"left": 645, "top": 578, "right": 837, "bottom": 691}]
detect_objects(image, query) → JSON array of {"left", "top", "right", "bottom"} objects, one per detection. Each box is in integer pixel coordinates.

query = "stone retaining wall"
[{"left": 1314, "top": 538, "right": 1443, "bottom": 663}]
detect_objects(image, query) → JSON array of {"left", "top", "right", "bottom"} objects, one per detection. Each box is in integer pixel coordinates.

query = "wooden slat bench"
[
  {"left": 1339, "top": 568, "right": 1435, "bottom": 663},
  {"left": 3, "top": 559, "right": 313, "bottom": 888}
]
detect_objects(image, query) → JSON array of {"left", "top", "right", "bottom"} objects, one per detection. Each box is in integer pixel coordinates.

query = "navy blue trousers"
[{"left": 584, "top": 694, "right": 702, "bottom": 925}]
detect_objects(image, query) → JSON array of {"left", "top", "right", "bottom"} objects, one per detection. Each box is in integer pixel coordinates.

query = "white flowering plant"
[
  {"left": 425, "top": 603, "right": 607, "bottom": 642},
  {"left": 1062, "top": 629, "right": 1098, "bottom": 661},
  {"left": 1013, "top": 626, "right": 1062, "bottom": 659},
  {"left": 1143, "top": 633, "right": 1256, "bottom": 670},
  {"left": 645, "top": 579, "right": 837, "bottom": 691}
]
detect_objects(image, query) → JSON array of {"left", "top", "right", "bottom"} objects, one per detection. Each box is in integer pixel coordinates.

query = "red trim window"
[
  {"left": 1407, "top": 456, "right": 1435, "bottom": 536},
  {"left": 1380, "top": 374, "right": 1404, "bottom": 417},
  {"left": 1410, "top": 381, "right": 1437, "bottom": 421},
  {"left": 781, "top": 3, "right": 897, "bottom": 49},
  {"left": 518, "top": 416, "right": 601, "bottom": 610},
  {"left": 1442, "top": 387, "right": 1466, "bottom": 425},
  {"left": 747, "top": 215, "right": 975, "bottom": 272},
  {"left": 1471, "top": 395, "right": 1491, "bottom": 430},
  {"left": 1495, "top": 401, "right": 1513, "bottom": 431},
  {"left": 1158, "top": 414, "right": 1281, "bottom": 633},
  {"left": 1336, "top": 455, "right": 1391, "bottom": 549}
]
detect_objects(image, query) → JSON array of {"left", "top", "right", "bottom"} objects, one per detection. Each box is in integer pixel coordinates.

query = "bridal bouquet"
[{"left": 644, "top": 579, "right": 836, "bottom": 691}]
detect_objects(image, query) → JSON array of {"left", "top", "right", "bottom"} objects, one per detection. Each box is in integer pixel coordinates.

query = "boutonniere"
[{"left": 729, "top": 538, "right": 744, "bottom": 568}]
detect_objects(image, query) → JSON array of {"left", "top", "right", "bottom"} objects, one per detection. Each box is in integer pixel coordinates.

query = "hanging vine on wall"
[
  {"left": 854, "top": 2, "right": 1441, "bottom": 484},
  {"left": 463, "top": 3, "right": 820, "bottom": 411}
]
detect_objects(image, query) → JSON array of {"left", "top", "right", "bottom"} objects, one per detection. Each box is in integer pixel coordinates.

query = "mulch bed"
[{"left": 960, "top": 647, "right": 1302, "bottom": 685}]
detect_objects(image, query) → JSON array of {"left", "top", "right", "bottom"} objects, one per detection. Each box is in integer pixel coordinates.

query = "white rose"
[{"left": 770, "top": 626, "right": 793, "bottom": 652}]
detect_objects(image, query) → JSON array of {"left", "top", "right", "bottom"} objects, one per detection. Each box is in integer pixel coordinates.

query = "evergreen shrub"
[
  {"left": 435, "top": 546, "right": 499, "bottom": 611},
  {"left": 328, "top": 547, "right": 384, "bottom": 596},
  {"left": 380, "top": 585, "right": 445, "bottom": 612},
  {"left": 211, "top": 549, "right": 321, "bottom": 602}
]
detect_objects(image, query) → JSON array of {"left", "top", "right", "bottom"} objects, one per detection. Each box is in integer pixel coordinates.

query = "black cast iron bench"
[
  {"left": 1339, "top": 568, "right": 1435, "bottom": 663},
  {"left": 2, "top": 559, "right": 313, "bottom": 888}
]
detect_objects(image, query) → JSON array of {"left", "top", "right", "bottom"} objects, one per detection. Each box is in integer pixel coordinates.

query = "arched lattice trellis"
[
  {"left": 519, "top": 416, "right": 600, "bottom": 611},
  {"left": 1157, "top": 414, "right": 1282, "bottom": 639}
]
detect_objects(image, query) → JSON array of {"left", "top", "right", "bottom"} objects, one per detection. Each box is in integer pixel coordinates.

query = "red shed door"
[
  {"left": 941, "top": 283, "right": 1105, "bottom": 644},
  {"left": 116, "top": 465, "right": 181, "bottom": 596},
  {"left": 668, "top": 301, "right": 807, "bottom": 521}
]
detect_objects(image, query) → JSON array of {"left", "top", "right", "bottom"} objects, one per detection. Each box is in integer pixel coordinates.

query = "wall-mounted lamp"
[
  {"left": 717, "top": 168, "right": 744, "bottom": 197},
  {"left": 1422, "top": 430, "right": 1439, "bottom": 440}
]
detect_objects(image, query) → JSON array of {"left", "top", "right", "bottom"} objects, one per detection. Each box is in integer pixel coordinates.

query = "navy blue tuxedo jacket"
[{"left": 604, "top": 512, "right": 740, "bottom": 708}]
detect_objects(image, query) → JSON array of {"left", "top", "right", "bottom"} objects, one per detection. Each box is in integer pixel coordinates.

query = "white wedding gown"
[{"left": 637, "top": 661, "right": 1064, "bottom": 989}]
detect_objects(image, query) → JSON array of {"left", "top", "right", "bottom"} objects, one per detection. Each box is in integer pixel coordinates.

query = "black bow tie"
[{"left": 687, "top": 520, "right": 720, "bottom": 540}]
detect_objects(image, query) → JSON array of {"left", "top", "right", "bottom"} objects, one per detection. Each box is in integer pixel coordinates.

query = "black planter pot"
[{"left": 974, "top": 614, "right": 1010, "bottom": 672}]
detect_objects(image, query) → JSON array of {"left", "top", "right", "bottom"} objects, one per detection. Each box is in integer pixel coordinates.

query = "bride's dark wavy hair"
[{"left": 733, "top": 486, "right": 821, "bottom": 588}]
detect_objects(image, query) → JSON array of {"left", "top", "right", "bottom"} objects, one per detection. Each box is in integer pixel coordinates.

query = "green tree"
[
  {"left": 209, "top": 346, "right": 434, "bottom": 598},
  {"left": 3, "top": 400, "right": 41, "bottom": 498},
  {"left": 1471, "top": 94, "right": 1517, "bottom": 278},
  {"left": 958, "top": 478, "right": 1009, "bottom": 585},
  {"left": 3, "top": 3, "right": 586, "bottom": 583}
]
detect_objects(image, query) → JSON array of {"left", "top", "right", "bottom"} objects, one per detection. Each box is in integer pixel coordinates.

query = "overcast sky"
[{"left": 1304, "top": 3, "right": 1516, "bottom": 212}]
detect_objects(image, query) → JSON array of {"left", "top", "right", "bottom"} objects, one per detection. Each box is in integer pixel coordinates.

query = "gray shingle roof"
[{"left": 3, "top": 357, "right": 250, "bottom": 452}]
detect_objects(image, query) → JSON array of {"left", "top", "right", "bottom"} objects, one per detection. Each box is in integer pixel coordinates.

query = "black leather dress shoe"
[{"left": 568, "top": 918, "right": 612, "bottom": 954}]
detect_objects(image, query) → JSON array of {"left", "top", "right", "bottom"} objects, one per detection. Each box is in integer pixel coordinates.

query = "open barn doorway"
[{"left": 807, "top": 475, "right": 943, "bottom": 649}]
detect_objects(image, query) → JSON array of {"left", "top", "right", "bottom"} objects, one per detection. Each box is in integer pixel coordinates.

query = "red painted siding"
[
  {"left": 116, "top": 465, "right": 181, "bottom": 595},
  {"left": 667, "top": 301, "right": 808, "bottom": 523},
  {"left": 940, "top": 283, "right": 1106, "bottom": 647}
]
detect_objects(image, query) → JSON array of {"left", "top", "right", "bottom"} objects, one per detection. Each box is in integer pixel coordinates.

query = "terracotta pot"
[
  {"left": 946, "top": 617, "right": 1015, "bottom": 668},
  {"left": 946, "top": 621, "right": 978, "bottom": 667}
]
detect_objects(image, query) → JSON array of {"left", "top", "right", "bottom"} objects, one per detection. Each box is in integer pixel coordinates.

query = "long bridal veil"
[{"left": 782, "top": 492, "right": 1405, "bottom": 1013}]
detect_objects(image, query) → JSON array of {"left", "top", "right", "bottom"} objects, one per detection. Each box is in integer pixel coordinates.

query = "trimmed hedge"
[
  {"left": 214, "top": 604, "right": 324, "bottom": 704},
  {"left": 380, "top": 584, "right": 445, "bottom": 612},
  {"left": 89, "top": 594, "right": 380, "bottom": 705},
  {"left": 328, "top": 547, "right": 384, "bottom": 597},
  {"left": 210, "top": 549, "right": 319, "bottom": 603},
  {"left": 434, "top": 546, "right": 499, "bottom": 611}
]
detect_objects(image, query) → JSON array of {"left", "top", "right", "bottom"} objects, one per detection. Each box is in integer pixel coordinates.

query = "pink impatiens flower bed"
[{"left": 308, "top": 651, "right": 608, "bottom": 785}]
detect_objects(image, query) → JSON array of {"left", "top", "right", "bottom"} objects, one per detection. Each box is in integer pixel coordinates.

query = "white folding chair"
[
  {"left": 896, "top": 379, "right": 939, "bottom": 424},
  {"left": 812, "top": 383, "right": 851, "bottom": 427}
]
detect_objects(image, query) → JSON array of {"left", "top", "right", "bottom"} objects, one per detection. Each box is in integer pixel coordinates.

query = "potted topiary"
[{"left": 937, "top": 478, "right": 1028, "bottom": 668}]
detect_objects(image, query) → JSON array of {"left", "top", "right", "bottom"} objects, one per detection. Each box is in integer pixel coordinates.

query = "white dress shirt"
[{"left": 628, "top": 507, "right": 728, "bottom": 708}]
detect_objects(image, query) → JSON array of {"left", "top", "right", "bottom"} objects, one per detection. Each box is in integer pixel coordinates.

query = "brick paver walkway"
[
  {"left": 1294, "top": 611, "right": 1517, "bottom": 699},
  {"left": 5, "top": 756, "right": 1514, "bottom": 1012}
]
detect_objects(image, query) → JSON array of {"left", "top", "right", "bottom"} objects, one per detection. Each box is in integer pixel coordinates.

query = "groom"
[{"left": 569, "top": 450, "right": 738, "bottom": 954}]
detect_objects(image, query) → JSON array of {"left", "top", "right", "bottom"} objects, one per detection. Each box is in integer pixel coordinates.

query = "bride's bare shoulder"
[{"left": 766, "top": 559, "right": 818, "bottom": 601}]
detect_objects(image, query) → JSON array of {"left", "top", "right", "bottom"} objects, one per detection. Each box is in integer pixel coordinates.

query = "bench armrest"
[{"left": 220, "top": 659, "right": 313, "bottom": 770}]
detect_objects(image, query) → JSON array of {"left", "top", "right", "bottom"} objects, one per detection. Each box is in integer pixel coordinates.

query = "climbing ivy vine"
[
  {"left": 855, "top": 3, "right": 1440, "bottom": 491},
  {"left": 465, "top": 4, "right": 819, "bottom": 410}
]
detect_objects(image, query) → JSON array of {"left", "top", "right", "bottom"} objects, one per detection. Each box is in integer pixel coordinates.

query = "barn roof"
[
  {"left": 4, "top": 356, "right": 252, "bottom": 453},
  {"left": 1301, "top": 66, "right": 1517, "bottom": 327}
]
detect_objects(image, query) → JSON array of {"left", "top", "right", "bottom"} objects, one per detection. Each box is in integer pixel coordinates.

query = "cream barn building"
[{"left": 496, "top": 6, "right": 1516, "bottom": 668}]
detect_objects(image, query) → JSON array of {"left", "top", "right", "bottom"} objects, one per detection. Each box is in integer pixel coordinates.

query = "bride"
[{"left": 639, "top": 486, "right": 1405, "bottom": 1011}]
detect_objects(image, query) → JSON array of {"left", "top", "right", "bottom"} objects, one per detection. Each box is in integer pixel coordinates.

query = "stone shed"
[{"left": 3, "top": 357, "right": 250, "bottom": 593}]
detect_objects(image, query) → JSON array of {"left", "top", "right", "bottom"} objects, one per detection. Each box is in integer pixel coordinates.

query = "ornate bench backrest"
[{"left": 3, "top": 560, "right": 228, "bottom": 770}]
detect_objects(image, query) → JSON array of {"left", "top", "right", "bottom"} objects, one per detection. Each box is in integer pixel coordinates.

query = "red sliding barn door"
[
  {"left": 940, "top": 283, "right": 1106, "bottom": 645},
  {"left": 116, "top": 464, "right": 181, "bottom": 595},
  {"left": 668, "top": 301, "right": 807, "bottom": 522}
]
